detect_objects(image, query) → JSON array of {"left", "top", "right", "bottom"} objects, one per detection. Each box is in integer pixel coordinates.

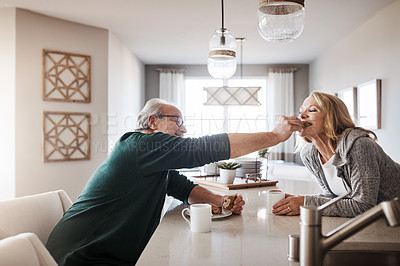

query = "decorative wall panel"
[
  {"left": 43, "top": 111, "right": 91, "bottom": 162},
  {"left": 204, "top": 86, "right": 261, "bottom": 105},
  {"left": 43, "top": 49, "right": 91, "bottom": 103}
]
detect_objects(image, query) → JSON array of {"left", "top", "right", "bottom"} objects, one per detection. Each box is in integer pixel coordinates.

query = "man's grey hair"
[{"left": 136, "top": 98, "right": 167, "bottom": 130}]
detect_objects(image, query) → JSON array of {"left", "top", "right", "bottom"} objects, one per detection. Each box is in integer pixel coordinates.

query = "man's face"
[{"left": 150, "top": 105, "right": 187, "bottom": 137}]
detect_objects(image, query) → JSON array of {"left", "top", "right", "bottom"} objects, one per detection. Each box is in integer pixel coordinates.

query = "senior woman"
[{"left": 273, "top": 92, "right": 400, "bottom": 217}]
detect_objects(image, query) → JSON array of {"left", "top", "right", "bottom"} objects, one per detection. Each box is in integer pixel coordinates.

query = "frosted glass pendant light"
[
  {"left": 257, "top": 0, "right": 305, "bottom": 42},
  {"left": 208, "top": 0, "right": 237, "bottom": 79},
  {"left": 204, "top": 38, "right": 261, "bottom": 106}
]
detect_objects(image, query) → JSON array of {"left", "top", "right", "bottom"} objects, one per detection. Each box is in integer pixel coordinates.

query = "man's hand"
[
  {"left": 271, "top": 116, "right": 303, "bottom": 143},
  {"left": 188, "top": 187, "right": 245, "bottom": 215},
  {"left": 223, "top": 194, "right": 245, "bottom": 215}
]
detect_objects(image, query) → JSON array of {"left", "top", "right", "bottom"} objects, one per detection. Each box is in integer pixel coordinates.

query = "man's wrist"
[
  {"left": 217, "top": 195, "right": 224, "bottom": 207},
  {"left": 265, "top": 131, "right": 281, "bottom": 148}
]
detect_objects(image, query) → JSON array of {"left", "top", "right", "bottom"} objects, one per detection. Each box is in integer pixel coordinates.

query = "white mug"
[
  {"left": 201, "top": 163, "right": 219, "bottom": 176},
  {"left": 182, "top": 204, "right": 212, "bottom": 233},
  {"left": 267, "top": 189, "right": 285, "bottom": 214}
]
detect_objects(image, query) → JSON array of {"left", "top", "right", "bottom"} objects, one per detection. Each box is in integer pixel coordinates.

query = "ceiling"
[{"left": 1, "top": 0, "right": 397, "bottom": 65}]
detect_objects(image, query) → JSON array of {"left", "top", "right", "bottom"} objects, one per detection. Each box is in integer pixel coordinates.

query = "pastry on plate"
[
  {"left": 223, "top": 195, "right": 237, "bottom": 210},
  {"left": 211, "top": 204, "right": 222, "bottom": 214}
]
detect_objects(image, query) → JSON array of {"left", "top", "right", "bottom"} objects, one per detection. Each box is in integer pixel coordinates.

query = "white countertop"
[{"left": 137, "top": 177, "right": 400, "bottom": 266}]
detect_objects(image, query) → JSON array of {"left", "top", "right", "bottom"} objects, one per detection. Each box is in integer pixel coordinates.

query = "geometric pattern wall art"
[
  {"left": 43, "top": 49, "right": 91, "bottom": 103},
  {"left": 43, "top": 111, "right": 91, "bottom": 162},
  {"left": 204, "top": 86, "right": 261, "bottom": 105}
]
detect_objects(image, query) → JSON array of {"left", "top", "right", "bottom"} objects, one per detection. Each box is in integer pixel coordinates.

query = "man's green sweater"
[{"left": 46, "top": 132, "right": 230, "bottom": 265}]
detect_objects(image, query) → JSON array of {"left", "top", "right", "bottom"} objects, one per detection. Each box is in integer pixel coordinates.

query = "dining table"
[{"left": 137, "top": 175, "right": 400, "bottom": 266}]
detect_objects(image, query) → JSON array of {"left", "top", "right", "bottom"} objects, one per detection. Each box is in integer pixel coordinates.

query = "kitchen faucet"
[{"left": 288, "top": 192, "right": 400, "bottom": 266}]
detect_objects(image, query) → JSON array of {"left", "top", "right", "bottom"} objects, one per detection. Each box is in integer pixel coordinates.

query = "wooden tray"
[{"left": 189, "top": 176, "right": 278, "bottom": 190}]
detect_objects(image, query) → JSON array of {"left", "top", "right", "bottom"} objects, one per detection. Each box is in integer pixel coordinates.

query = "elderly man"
[{"left": 47, "top": 98, "right": 302, "bottom": 265}]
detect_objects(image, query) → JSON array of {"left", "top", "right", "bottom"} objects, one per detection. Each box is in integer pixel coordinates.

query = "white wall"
[
  {"left": 108, "top": 32, "right": 145, "bottom": 152},
  {"left": 14, "top": 9, "right": 109, "bottom": 200},
  {"left": 309, "top": 1, "right": 400, "bottom": 162},
  {"left": 0, "top": 8, "right": 16, "bottom": 200}
]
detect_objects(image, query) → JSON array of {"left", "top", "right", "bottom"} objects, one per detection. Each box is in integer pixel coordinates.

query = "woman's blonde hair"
[{"left": 296, "top": 92, "right": 377, "bottom": 153}]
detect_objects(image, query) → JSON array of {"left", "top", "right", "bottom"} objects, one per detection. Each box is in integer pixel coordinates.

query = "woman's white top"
[{"left": 319, "top": 155, "right": 348, "bottom": 196}]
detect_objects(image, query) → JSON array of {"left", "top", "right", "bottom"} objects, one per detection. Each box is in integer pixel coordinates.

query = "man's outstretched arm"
[{"left": 228, "top": 116, "right": 302, "bottom": 158}]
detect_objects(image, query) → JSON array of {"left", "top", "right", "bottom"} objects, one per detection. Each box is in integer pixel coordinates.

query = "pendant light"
[
  {"left": 257, "top": 0, "right": 305, "bottom": 42},
  {"left": 208, "top": 0, "right": 237, "bottom": 79},
  {"left": 204, "top": 38, "right": 261, "bottom": 106}
]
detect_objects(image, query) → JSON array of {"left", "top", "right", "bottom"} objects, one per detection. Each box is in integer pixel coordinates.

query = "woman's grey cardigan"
[{"left": 300, "top": 128, "right": 400, "bottom": 217}]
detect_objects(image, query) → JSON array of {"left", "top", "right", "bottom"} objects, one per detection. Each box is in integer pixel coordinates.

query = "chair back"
[
  {"left": 0, "top": 190, "right": 72, "bottom": 244},
  {"left": 0, "top": 232, "right": 57, "bottom": 266}
]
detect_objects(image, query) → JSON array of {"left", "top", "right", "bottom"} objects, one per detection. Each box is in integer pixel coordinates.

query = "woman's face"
[{"left": 298, "top": 96, "right": 325, "bottom": 138}]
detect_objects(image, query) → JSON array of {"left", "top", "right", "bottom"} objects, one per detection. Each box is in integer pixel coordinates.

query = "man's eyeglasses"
[{"left": 157, "top": 114, "right": 184, "bottom": 127}]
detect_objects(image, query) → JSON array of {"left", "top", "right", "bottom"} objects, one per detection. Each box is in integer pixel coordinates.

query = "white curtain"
[
  {"left": 267, "top": 68, "right": 296, "bottom": 162},
  {"left": 158, "top": 68, "right": 185, "bottom": 112}
]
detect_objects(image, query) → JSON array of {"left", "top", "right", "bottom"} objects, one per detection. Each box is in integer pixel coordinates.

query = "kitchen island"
[{"left": 137, "top": 177, "right": 400, "bottom": 265}]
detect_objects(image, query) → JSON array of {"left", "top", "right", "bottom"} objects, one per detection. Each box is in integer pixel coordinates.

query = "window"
[{"left": 184, "top": 78, "right": 267, "bottom": 138}]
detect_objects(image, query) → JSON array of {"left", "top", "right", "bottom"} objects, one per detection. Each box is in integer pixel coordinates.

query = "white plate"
[
  {"left": 240, "top": 162, "right": 262, "bottom": 165},
  {"left": 237, "top": 168, "right": 260, "bottom": 172},
  {"left": 234, "top": 162, "right": 262, "bottom": 166},
  {"left": 212, "top": 209, "right": 232, "bottom": 220},
  {"left": 183, "top": 208, "right": 232, "bottom": 220},
  {"left": 234, "top": 157, "right": 260, "bottom": 162},
  {"left": 239, "top": 166, "right": 261, "bottom": 169}
]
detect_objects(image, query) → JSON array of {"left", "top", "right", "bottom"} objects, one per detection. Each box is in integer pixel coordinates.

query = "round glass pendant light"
[
  {"left": 208, "top": 0, "right": 237, "bottom": 79},
  {"left": 208, "top": 28, "right": 237, "bottom": 79},
  {"left": 257, "top": 0, "right": 305, "bottom": 42}
]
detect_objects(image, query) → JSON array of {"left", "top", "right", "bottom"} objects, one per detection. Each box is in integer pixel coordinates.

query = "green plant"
[
  {"left": 258, "top": 148, "right": 271, "bottom": 158},
  {"left": 216, "top": 162, "right": 242, "bottom": 170}
]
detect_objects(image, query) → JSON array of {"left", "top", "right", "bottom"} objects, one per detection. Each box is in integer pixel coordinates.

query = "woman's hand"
[
  {"left": 223, "top": 194, "right": 245, "bottom": 215},
  {"left": 272, "top": 194, "right": 304, "bottom": 216}
]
